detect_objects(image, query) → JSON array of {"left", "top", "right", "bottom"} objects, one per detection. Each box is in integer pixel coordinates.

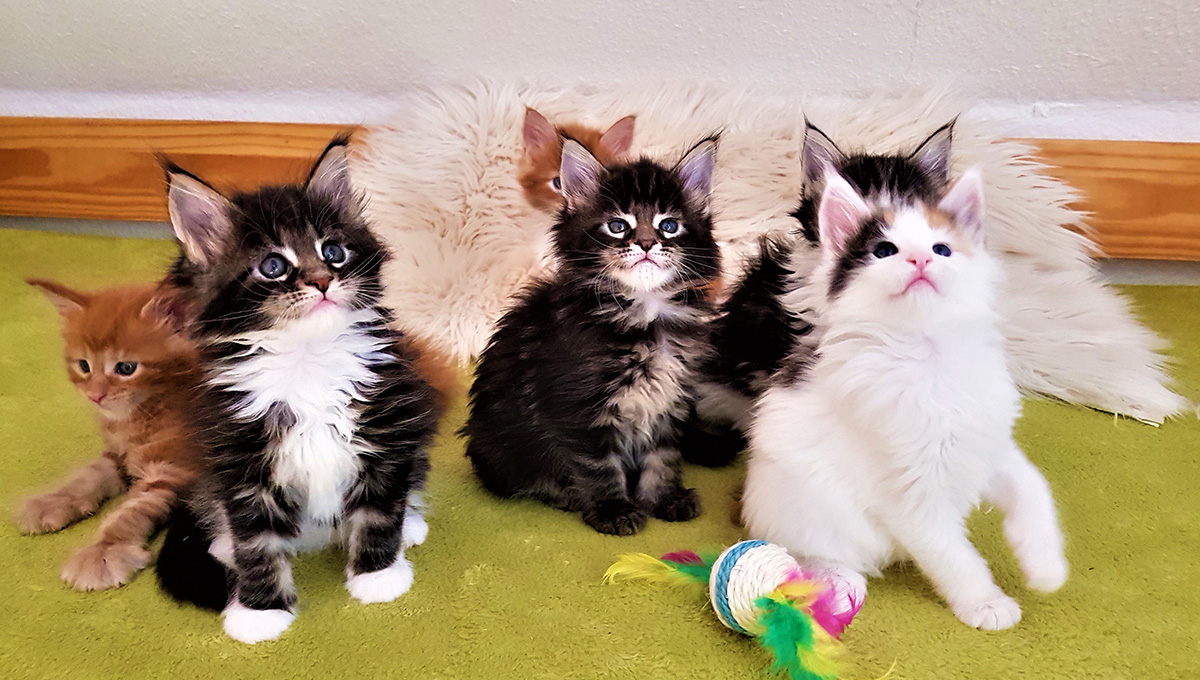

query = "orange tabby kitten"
[
  {"left": 17, "top": 279, "right": 202, "bottom": 590},
  {"left": 518, "top": 107, "right": 636, "bottom": 213}
]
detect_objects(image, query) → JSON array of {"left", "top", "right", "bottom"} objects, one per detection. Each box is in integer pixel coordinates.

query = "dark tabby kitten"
[
  {"left": 686, "top": 120, "right": 955, "bottom": 466},
  {"left": 463, "top": 137, "right": 721, "bottom": 536},
  {"left": 154, "top": 138, "right": 440, "bottom": 644}
]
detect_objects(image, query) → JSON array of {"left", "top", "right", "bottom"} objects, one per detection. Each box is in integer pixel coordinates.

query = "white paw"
[
  {"left": 401, "top": 513, "right": 429, "bottom": 548},
  {"left": 802, "top": 564, "right": 867, "bottom": 619},
  {"left": 955, "top": 594, "right": 1022, "bottom": 630},
  {"left": 346, "top": 557, "right": 413, "bottom": 604},
  {"left": 222, "top": 600, "right": 295, "bottom": 644},
  {"left": 1024, "top": 554, "right": 1068, "bottom": 593}
]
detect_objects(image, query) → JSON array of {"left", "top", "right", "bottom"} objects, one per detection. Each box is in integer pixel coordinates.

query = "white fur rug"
[{"left": 352, "top": 82, "right": 1187, "bottom": 423}]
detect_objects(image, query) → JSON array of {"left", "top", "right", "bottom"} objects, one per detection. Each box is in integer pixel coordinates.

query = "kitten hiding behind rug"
[
  {"left": 153, "top": 137, "right": 441, "bottom": 644},
  {"left": 464, "top": 136, "right": 720, "bottom": 536},
  {"left": 18, "top": 279, "right": 201, "bottom": 590},
  {"left": 518, "top": 107, "right": 635, "bottom": 213},
  {"left": 741, "top": 136, "right": 1068, "bottom": 630}
]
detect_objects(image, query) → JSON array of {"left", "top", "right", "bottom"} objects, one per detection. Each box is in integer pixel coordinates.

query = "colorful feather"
[
  {"left": 603, "top": 552, "right": 709, "bottom": 587},
  {"left": 755, "top": 595, "right": 840, "bottom": 680}
]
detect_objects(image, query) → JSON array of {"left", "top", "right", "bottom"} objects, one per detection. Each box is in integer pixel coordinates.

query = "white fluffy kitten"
[{"left": 742, "top": 165, "right": 1068, "bottom": 630}]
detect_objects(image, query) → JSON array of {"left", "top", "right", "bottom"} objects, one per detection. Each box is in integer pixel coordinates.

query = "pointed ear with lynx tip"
[
  {"left": 937, "top": 167, "right": 986, "bottom": 244},
  {"left": 164, "top": 162, "right": 233, "bottom": 266},
  {"left": 910, "top": 119, "right": 956, "bottom": 185},
  {"left": 817, "top": 171, "right": 871, "bottom": 255},
  {"left": 599, "top": 115, "right": 636, "bottom": 158},
  {"left": 676, "top": 136, "right": 719, "bottom": 207},
  {"left": 27, "top": 278, "right": 90, "bottom": 317},
  {"left": 141, "top": 286, "right": 194, "bottom": 331},
  {"left": 306, "top": 135, "right": 359, "bottom": 214},
  {"left": 559, "top": 138, "right": 604, "bottom": 208},
  {"left": 522, "top": 107, "right": 558, "bottom": 152},
  {"left": 802, "top": 120, "right": 846, "bottom": 189}
]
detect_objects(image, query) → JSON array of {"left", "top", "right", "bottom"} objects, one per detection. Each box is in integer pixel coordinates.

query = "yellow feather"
[{"left": 602, "top": 553, "right": 699, "bottom": 588}]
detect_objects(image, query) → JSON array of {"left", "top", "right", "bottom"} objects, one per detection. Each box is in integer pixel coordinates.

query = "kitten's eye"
[
  {"left": 932, "top": 243, "right": 953, "bottom": 257},
  {"left": 604, "top": 218, "right": 630, "bottom": 236},
  {"left": 321, "top": 241, "right": 347, "bottom": 265},
  {"left": 114, "top": 361, "right": 138, "bottom": 377},
  {"left": 550, "top": 177, "right": 562, "bottom": 192},
  {"left": 258, "top": 254, "right": 290, "bottom": 279},
  {"left": 659, "top": 218, "right": 681, "bottom": 236},
  {"left": 872, "top": 241, "right": 899, "bottom": 258},
  {"left": 78, "top": 360, "right": 90, "bottom": 374}
]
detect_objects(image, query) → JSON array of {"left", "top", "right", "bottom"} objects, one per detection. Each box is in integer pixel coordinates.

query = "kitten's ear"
[
  {"left": 910, "top": 120, "right": 954, "bottom": 184},
  {"left": 802, "top": 121, "right": 845, "bottom": 189},
  {"left": 599, "top": 115, "right": 636, "bottom": 159},
  {"left": 306, "top": 136, "right": 357, "bottom": 214},
  {"left": 559, "top": 139, "right": 603, "bottom": 207},
  {"left": 937, "top": 167, "right": 986, "bottom": 244},
  {"left": 27, "top": 279, "right": 89, "bottom": 316},
  {"left": 676, "top": 137, "right": 718, "bottom": 207},
  {"left": 141, "top": 286, "right": 192, "bottom": 330},
  {"left": 522, "top": 108, "right": 558, "bottom": 152},
  {"left": 818, "top": 171, "right": 871, "bottom": 254},
  {"left": 165, "top": 164, "right": 232, "bottom": 266}
]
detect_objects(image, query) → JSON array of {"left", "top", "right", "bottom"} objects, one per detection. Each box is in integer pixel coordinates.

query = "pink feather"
[{"left": 660, "top": 550, "right": 705, "bottom": 565}]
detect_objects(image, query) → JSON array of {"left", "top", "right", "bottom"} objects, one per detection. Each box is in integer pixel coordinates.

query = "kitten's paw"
[
  {"left": 582, "top": 501, "right": 646, "bottom": 536},
  {"left": 16, "top": 493, "right": 86, "bottom": 534},
  {"left": 222, "top": 601, "right": 295, "bottom": 644},
  {"left": 955, "top": 594, "right": 1022, "bottom": 630},
  {"left": 61, "top": 542, "right": 149, "bottom": 590},
  {"left": 401, "top": 513, "right": 429, "bottom": 548},
  {"left": 1024, "top": 554, "right": 1068, "bottom": 593},
  {"left": 347, "top": 557, "right": 414, "bottom": 604},
  {"left": 801, "top": 564, "right": 867, "bottom": 624},
  {"left": 651, "top": 487, "right": 702, "bottom": 522}
]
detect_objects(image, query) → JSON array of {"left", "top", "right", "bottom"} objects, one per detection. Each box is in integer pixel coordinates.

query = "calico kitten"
[
  {"left": 17, "top": 280, "right": 200, "bottom": 590},
  {"left": 519, "top": 107, "right": 636, "bottom": 213},
  {"left": 685, "top": 122, "right": 956, "bottom": 467},
  {"left": 742, "top": 158, "right": 1068, "bottom": 630},
  {"left": 153, "top": 138, "right": 440, "bottom": 644},
  {"left": 464, "top": 137, "right": 720, "bottom": 535}
]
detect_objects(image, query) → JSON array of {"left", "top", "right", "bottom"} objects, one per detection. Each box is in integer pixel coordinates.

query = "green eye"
[{"left": 114, "top": 361, "right": 138, "bottom": 376}]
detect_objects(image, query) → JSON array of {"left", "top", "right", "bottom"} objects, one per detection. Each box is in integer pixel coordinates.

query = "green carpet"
[{"left": 1, "top": 228, "right": 1197, "bottom": 679}]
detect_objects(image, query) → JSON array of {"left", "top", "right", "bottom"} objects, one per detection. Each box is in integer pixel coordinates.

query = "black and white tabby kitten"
[
  {"left": 154, "top": 139, "right": 440, "bottom": 644},
  {"left": 463, "top": 137, "right": 721, "bottom": 536},
  {"left": 685, "top": 121, "right": 955, "bottom": 466}
]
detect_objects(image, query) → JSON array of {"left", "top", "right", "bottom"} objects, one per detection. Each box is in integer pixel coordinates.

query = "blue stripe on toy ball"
[{"left": 710, "top": 540, "right": 768, "bottom": 635}]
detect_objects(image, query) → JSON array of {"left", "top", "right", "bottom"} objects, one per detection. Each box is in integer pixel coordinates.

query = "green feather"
[{"left": 753, "top": 596, "right": 838, "bottom": 680}]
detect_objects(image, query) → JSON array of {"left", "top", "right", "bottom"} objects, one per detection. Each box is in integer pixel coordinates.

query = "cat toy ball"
[{"left": 604, "top": 540, "right": 862, "bottom": 680}]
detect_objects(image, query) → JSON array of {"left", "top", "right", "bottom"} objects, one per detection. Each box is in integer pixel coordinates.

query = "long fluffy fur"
[{"left": 353, "top": 82, "right": 1185, "bottom": 423}]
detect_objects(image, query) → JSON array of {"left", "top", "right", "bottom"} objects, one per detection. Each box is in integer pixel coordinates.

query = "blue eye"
[
  {"left": 78, "top": 360, "right": 90, "bottom": 374},
  {"left": 872, "top": 241, "right": 899, "bottom": 258},
  {"left": 321, "top": 241, "right": 347, "bottom": 265},
  {"left": 933, "top": 243, "right": 952, "bottom": 257},
  {"left": 659, "top": 218, "right": 680, "bottom": 235},
  {"left": 605, "top": 218, "right": 630, "bottom": 236},
  {"left": 114, "top": 361, "right": 138, "bottom": 376},
  {"left": 551, "top": 177, "right": 562, "bottom": 191},
  {"left": 258, "top": 254, "right": 290, "bottom": 279}
]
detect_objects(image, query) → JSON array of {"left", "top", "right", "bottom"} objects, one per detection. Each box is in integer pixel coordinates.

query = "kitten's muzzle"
[{"left": 305, "top": 276, "right": 331, "bottom": 293}]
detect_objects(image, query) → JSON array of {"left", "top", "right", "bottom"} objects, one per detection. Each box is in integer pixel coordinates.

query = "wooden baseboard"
[{"left": 2, "top": 117, "right": 1198, "bottom": 260}]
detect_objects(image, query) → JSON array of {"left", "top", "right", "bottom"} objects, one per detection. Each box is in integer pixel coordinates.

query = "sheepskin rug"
[{"left": 352, "top": 82, "right": 1186, "bottom": 423}]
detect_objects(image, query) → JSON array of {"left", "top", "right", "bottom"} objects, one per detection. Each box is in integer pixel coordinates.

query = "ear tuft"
[
  {"left": 27, "top": 278, "right": 89, "bottom": 317},
  {"left": 802, "top": 121, "right": 846, "bottom": 189},
  {"left": 910, "top": 120, "right": 955, "bottom": 184},
  {"left": 522, "top": 108, "right": 559, "bottom": 152},
  {"left": 817, "top": 172, "right": 871, "bottom": 254},
  {"left": 937, "top": 167, "right": 986, "bottom": 243},
  {"left": 165, "top": 164, "right": 232, "bottom": 266},
  {"left": 599, "top": 115, "right": 636, "bottom": 159},
  {"left": 676, "top": 136, "right": 718, "bottom": 207},
  {"left": 306, "top": 136, "right": 358, "bottom": 214},
  {"left": 559, "top": 139, "right": 604, "bottom": 208}
]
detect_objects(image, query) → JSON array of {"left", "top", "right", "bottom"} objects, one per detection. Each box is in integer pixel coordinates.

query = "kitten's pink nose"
[
  {"left": 908, "top": 253, "right": 931, "bottom": 270},
  {"left": 306, "top": 276, "right": 331, "bottom": 293},
  {"left": 88, "top": 391, "right": 107, "bottom": 404},
  {"left": 636, "top": 239, "right": 656, "bottom": 252}
]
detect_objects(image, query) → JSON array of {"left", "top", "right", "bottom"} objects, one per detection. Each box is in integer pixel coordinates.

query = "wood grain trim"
[{"left": 1, "top": 118, "right": 1198, "bottom": 259}]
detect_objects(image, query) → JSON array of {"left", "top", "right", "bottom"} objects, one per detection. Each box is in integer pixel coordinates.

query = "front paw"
[
  {"left": 954, "top": 593, "right": 1022, "bottom": 630},
  {"left": 651, "top": 487, "right": 701, "bottom": 522},
  {"left": 16, "top": 493, "right": 87, "bottom": 534},
  {"left": 401, "top": 513, "right": 429, "bottom": 548},
  {"left": 346, "top": 556, "right": 414, "bottom": 604},
  {"left": 222, "top": 601, "right": 295, "bottom": 644},
  {"left": 1024, "top": 554, "right": 1068, "bottom": 593},
  {"left": 582, "top": 501, "right": 646, "bottom": 536},
  {"left": 62, "top": 542, "right": 150, "bottom": 590}
]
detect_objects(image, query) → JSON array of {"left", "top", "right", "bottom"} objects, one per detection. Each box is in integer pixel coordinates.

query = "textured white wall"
[{"left": 2, "top": 0, "right": 1198, "bottom": 138}]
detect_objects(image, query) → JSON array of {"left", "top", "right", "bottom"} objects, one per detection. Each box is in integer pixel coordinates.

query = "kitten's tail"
[{"left": 155, "top": 504, "right": 229, "bottom": 612}]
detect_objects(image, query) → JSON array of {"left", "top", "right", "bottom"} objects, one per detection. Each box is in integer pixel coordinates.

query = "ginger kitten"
[
  {"left": 518, "top": 107, "right": 636, "bottom": 213},
  {"left": 17, "top": 280, "right": 201, "bottom": 590}
]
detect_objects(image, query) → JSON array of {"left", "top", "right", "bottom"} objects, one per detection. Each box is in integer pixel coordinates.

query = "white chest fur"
[{"left": 212, "top": 309, "right": 391, "bottom": 521}]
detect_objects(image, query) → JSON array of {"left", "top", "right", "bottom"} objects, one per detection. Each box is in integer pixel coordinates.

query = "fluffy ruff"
[{"left": 354, "top": 82, "right": 1185, "bottom": 423}]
